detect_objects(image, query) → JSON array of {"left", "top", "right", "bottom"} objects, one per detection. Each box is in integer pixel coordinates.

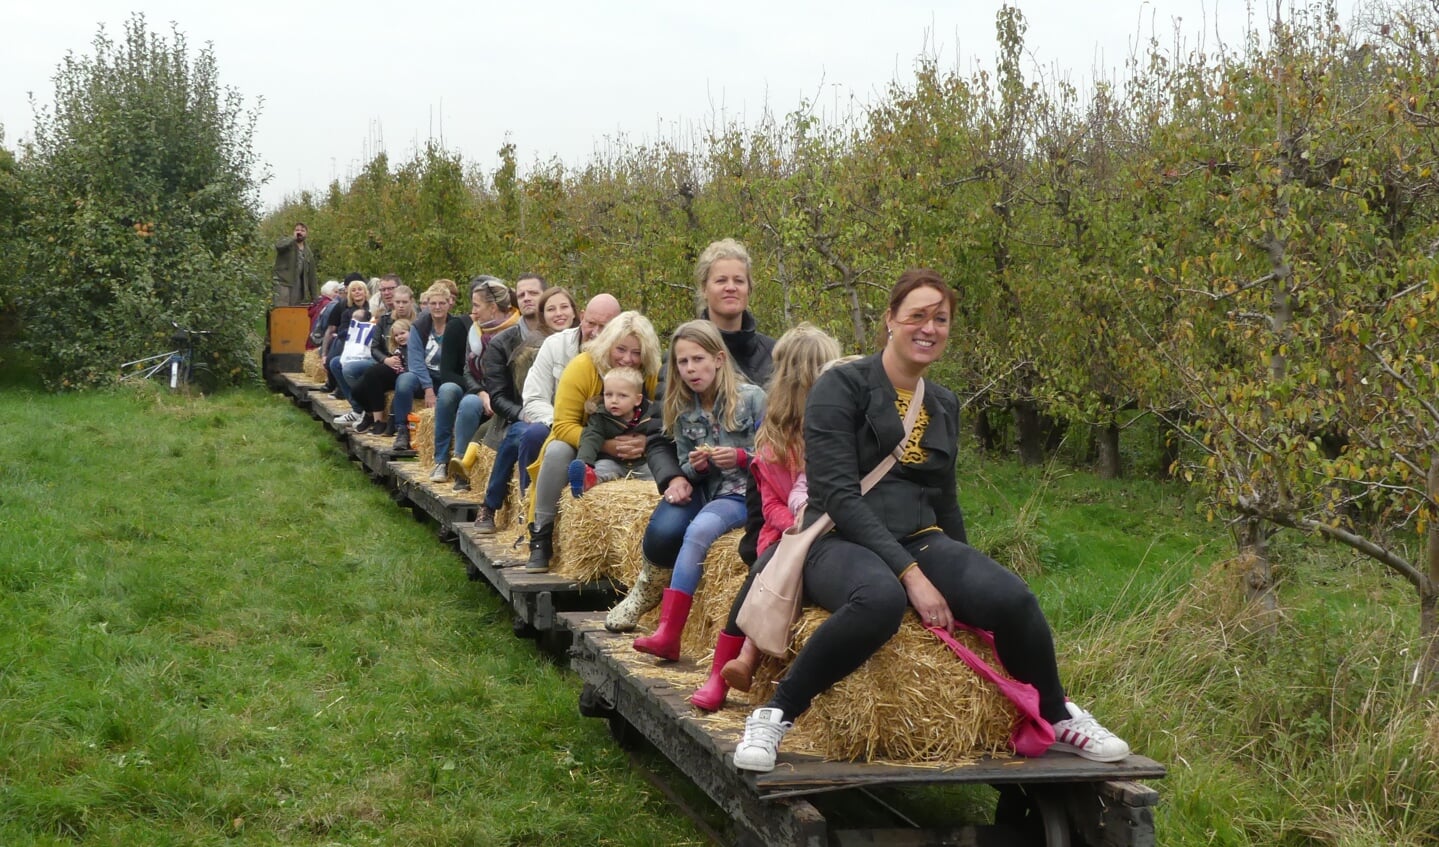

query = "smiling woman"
[{"left": 731, "top": 268, "right": 1132, "bottom": 773}]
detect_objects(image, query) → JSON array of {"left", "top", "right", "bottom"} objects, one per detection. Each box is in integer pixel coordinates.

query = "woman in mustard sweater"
[{"left": 523, "top": 311, "right": 663, "bottom": 572}]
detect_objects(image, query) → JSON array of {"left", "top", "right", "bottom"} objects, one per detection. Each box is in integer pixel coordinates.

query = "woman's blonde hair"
[
  {"left": 663, "top": 320, "right": 748, "bottom": 434},
  {"left": 755, "top": 323, "right": 842, "bottom": 471},
  {"left": 346, "top": 279, "right": 369, "bottom": 305},
  {"left": 587, "top": 310, "right": 662, "bottom": 382},
  {"left": 423, "top": 282, "right": 452, "bottom": 307}
]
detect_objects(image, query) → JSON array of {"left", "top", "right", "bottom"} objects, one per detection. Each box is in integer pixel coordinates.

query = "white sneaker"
[
  {"left": 733, "top": 707, "right": 792, "bottom": 772},
  {"left": 1051, "top": 701, "right": 1130, "bottom": 763},
  {"left": 429, "top": 462, "right": 448, "bottom": 483},
  {"left": 333, "top": 410, "right": 362, "bottom": 429}
]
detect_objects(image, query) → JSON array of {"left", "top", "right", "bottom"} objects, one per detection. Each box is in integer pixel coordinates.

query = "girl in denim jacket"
[{"left": 632, "top": 320, "right": 767, "bottom": 661}]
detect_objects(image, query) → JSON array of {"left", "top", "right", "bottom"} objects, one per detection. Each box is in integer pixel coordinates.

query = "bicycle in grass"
[{"left": 119, "top": 322, "right": 218, "bottom": 394}]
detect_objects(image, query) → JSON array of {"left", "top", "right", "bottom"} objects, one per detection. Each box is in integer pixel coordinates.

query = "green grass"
[
  {"left": 1, "top": 386, "right": 1435, "bottom": 846},
  {"left": 0, "top": 386, "right": 704, "bottom": 846}
]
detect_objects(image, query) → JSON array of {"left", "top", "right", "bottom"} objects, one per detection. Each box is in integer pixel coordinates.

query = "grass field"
[{"left": 1, "top": 385, "right": 1435, "bottom": 846}]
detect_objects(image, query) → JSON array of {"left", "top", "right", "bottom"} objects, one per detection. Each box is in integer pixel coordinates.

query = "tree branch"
[
  {"left": 1177, "top": 273, "right": 1276, "bottom": 302},
  {"left": 1363, "top": 342, "right": 1439, "bottom": 428},
  {"left": 1247, "top": 503, "right": 1425, "bottom": 589}
]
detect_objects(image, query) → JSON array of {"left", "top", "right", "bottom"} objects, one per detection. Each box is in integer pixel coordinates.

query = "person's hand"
[
  {"left": 424, "top": 388, "right": 437, "bottom": 410},
  {"left": 480, "top": 391, "right": 493, "bottom": 416},
  {"left": 900, "top": 567, "right": 952, "bottom": 631},
  {"left": 687, "top": 448, "right": 711, "bottom": 473},
  {"left": 708, "top": 446, "right": 740, "bottom": 470},
  {"left": 663, "top": 477, "right": 693, "bottom": 506},
  {"left": 384, "top": 355, "right": 401, "bottom": 370},
  {"left": 610, "top": 433, "right": 644, "bottom": 461}
]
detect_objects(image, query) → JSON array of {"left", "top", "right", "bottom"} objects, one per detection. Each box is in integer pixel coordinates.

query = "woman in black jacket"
[{"left": 732, "top": 268, "right": 1131, "bottom": 773}]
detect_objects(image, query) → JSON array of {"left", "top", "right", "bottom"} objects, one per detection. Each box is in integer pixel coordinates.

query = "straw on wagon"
[
  {"left": 302, "top": 349, "right": 327, "bottom": 384},
  {"left": 412, "top": 408, "right": 436, "bottom": 469},
  {"left": 743, "top": 613, "right": 1017, "bottom": 763},
  {"left": 553, "top": 479, "right": 659, "bottom": 582}
]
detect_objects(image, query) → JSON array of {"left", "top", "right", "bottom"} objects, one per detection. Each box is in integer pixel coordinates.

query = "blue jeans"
[
  {"left": 483, "top": 421, "right": 549, "bottom": 510},
  {"left": 454, "top": 393, "right": 486, "bottom": 456},
  {"left": 393, "top": 368, "right": 439, "bottom": 426},
  {"left": 392, "top": 372, "right": 420, "bottom": 422},
  {"left": 515, "top": 421, "right": 550, "bottom": 490},
  {"left": 328, "top": 355, "right": 371, "bottom": 407},
  {"left": 434, "top": 382, "right": 467, "bottom": 462},
  {"left": 641, "top": 493, "right": 707, "bottom": 569},
  {"left": 669, "top": 494, "right": 747, "bottom": 595}
]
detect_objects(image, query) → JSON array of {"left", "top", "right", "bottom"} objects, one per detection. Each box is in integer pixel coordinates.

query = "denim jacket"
[{"left": 675, "top": 382, "right": 767, "bottom": 500}]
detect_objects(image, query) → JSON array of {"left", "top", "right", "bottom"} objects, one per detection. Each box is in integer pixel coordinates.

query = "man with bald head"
[{"left": 472, "top": 293, "right": 621, "bottom": 533}]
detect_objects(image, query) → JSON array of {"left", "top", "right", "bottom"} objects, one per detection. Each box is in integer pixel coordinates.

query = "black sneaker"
[
  {"left": 355, "top": 413, "right": 375, "bottom": 433},
  {"left": 393, "top": 426, "right": 411, "bottom": 452}
]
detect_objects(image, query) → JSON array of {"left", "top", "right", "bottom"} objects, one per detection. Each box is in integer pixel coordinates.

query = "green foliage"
[{"left": 14, "top": 15, "right": 263, "bottom": 389}]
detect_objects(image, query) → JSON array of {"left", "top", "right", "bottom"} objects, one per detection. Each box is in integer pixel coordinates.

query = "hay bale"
[
  {"left": 503, "top": 477, "right": 524, "bottom": 533},
  {"left": 413, "top": 408, "right": 435, "bottom": 468},
  {"left": 302, "top": 349, "right": 327, "bottom": 384},
  {"left": 553, "top": 479, "right": 659, "bottom": 582},
  {"left": 746, "top": 614, "right": 1017, "bottom": 763}
]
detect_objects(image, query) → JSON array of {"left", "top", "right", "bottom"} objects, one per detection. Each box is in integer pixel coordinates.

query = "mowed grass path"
[{"left": 0, "top": 387, "right": 702, "bottom": 846}]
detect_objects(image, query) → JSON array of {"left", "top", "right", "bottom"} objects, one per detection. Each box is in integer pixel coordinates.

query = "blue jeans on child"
[{"left": 668, "top": 494, "right": 747, "bottom": 595}]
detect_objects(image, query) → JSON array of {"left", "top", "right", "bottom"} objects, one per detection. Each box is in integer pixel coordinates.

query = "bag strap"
[{"left": 858, "top": 378, "right": 925, "bottom": 493}]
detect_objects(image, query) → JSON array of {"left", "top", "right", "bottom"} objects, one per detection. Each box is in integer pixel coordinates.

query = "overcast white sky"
[{"left": 3, "top": 1, "right": 1281, "bottom": 211}]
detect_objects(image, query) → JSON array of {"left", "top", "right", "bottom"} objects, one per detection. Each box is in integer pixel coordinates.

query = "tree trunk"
[
  {"left": 1158, "top": 408, "right": 1185, "bottom": 479},
  {"left": 1238, "top": 518, "right": 1279, "bottom": 632},
  {"left": 1042, "top": 414, "right": 1068, "bottom": 454},
  {"left": 1420, "top": 454, "right": 1439, "bottom": 693},
  {"left": 973, "top": 407, "right": 1000, "bottom": 454},
  {"left": 1014, "top": 402, "right": 1045, "bottom": 466},
  {"left": 1096, "top": 419, "right": 1122, "bottom": 479}
]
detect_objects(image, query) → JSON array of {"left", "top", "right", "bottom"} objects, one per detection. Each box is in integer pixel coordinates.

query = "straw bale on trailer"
[
  {"left": 302, "top": 349, "right": 327, "bottom": 384},
  {"left": 743, "top": 614, "right": 1017, "bottom": 763},
  {"left": 553, "top": 479, "right": 659, "bottom": 582},
  {"left": 413, "top": 409, "right": 435, "bottom": 468}
]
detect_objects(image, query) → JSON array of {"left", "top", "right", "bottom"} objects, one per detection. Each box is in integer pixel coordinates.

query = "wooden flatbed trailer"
[
  {"left": 269, "top": 371, "right": 1168, "bottom": 846},
  {"left": 565, "top": 612, "right": 1165, "bottom": 847}
]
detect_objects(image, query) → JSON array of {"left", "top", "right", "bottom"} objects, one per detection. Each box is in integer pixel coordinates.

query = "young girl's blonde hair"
[
  {"left": 389, "top": 318, "right": 412, "bottom": 354},
  {"left": 755, "top": 323, "right": 843, "bottom": 471},
  {"left": 663, "top": 320, "right": 748, "bottom": 435}
]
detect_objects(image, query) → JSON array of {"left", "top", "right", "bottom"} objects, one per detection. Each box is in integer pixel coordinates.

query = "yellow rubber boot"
[{"left": 448, "top": 441, "right": 481, "bottom": 483}]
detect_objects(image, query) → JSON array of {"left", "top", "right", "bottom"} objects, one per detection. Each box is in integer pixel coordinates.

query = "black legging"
[
  {"left": 757, "top": 530, "right": 1068, "bottom": 724},
  {"left": 352, "top": 362, "right": 402, "bottom": 414}
]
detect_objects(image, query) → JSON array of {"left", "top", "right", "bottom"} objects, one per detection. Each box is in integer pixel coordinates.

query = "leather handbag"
[{"left": 738, "top": 380, "right": 925, "bottom": 657}]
